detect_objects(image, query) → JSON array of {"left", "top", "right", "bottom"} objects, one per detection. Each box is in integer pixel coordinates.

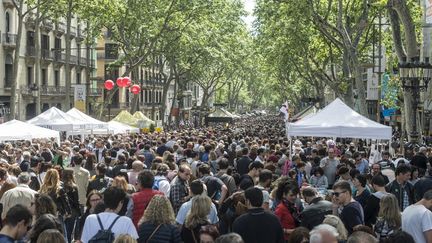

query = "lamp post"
[{"left": 398, "top": 56, "right": 432, "bottom": 144}]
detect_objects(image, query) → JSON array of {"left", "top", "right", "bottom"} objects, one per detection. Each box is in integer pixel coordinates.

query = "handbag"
[{"left": 146, "top": 224, "right": 162, "bottom": 243}]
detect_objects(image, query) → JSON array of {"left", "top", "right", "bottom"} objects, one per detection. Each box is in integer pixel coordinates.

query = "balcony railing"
[
  {"left": 70, "top": 26, "right": 76, "bottom": 37},
  {"left": 53, "top": 51, "right": 65, "bottom": 63},
  {"left": 70, "top": 55, "right": 77, "bottom": 65},
  {"left": 2, "top": 33, "right": 17, "bottom": 48},
  {"left": 20, "top": 85, "right": 72, "bottom": 96},
  {"left": 41, "top": 20, "right": 53, "bottom": 31},
  {"left": 41, "top": 49, "right": 52, "bottom": 60},
  {"left": 55, "top": 22, "right": 66, "bottom": 34},
  {"left": 26, "top": 46, "right": 36, "bottom": 57}
]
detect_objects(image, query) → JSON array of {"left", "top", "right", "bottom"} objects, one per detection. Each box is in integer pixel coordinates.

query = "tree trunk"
[
  {"left": 352, "top": 52, "right": 368, "bottom": 116},
  {"left": 64, "top": 0, "right": 73, "bottom": 111}
]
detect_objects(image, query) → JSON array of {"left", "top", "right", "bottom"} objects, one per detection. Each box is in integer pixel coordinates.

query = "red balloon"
[
  {"left": 130, "top": 84, "right": 141, "bottom": 94},
  {"left": 123, "top": 77, "right": 132, "bottom": 87},
  {"left": 116, "top": 77, "right": 125, "bottom": 87},
  {"left": 104, "top": 80, "right": 114, "bottom": 90}
]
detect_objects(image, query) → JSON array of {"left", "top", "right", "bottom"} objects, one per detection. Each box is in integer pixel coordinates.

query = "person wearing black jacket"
[
  {"left": 87, "top": 163, "right": 112, "bottom": 194},
  {"left": 236, "top": 148, "right": 252, "bottom": 175},
  {"left": 414, "top": 168, "right": 432, "bottom": 201},
  {"left": 232, "top": 187, "right": 284, "bottom": 243},
  {"left": 385, "top": 164, "right": 414, "bottom": 211},
  {"left": 410, "top": 147, "right": 428, "bottom": 170},
  {"left": 364, "top": 175, "right": 388, "bottom": 226},
  {"left": 300, "top": 187, "right": 332, "bottom": 230}
]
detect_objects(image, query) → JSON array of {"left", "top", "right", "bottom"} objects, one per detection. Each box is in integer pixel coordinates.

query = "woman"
[
  {"left": 374, "top": 194, "right": 401, "bottom": 240},
  {"left": 353, "top": 174, "right": 370, "bottom": 209},
  {"left": 36, "top": 229, "right": 66, "bottom": 243},
  {"left": 409, "top": 167, "right": 419, "bottom": 185},
  {"left": 323, "top": 215, "right": 348, "bottom": 241},
  {"left": 114, "top": 234, "right": 138, "bottom": 243},
  {"left": 33, "top": 193, "right": 57, "bottom": 220},
  {"left": 288, "top": 227, "right": 310, "bottom": 243},
  {"left": 199, "top": 225, "right": 219, "bottom": 243},
  {"left": 209, "top": 151, "right": 219, "bottom": 175},
  {"left": 62, "top": 168, "right": 80, "bottom": 243},
  {"left": 275, "top": 181, "right": 300, "bottom": 240},
  {"left": 137, "top": 195, "right": 181, "bottom": 243},
  {"left": 84, "top": 153, "right": 97, "bottom": 176},
  {"left": 309, "top": 167, "right": 328, "bottom": 189},
  {"left": 111, "top": 176, "right": 133, "bottom": 217},
  {"left": 181, "top": 194, "right": 212, "bottom": 243},
  {"left": 76, "top": 190, "right": 102, "bottom": 242},
  {"left": 28, "top": 214, "right": 64, "bottom": 243}
]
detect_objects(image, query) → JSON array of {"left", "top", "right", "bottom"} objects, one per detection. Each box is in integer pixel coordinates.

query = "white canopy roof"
[
  {"left": 66, "top": 108, "right": 108, "bottom": 130},
  {"left": 27, "top": 107, "right": 87, "bottom": 131},
  {"left": 93, "top": 121, "right": 140, "bottom": 134},
  {"left": 0, "top": 120, "right": 60, "bottom": 144},
  {"left": 288, "top": 98, "right": 392, "bottom": 140}
]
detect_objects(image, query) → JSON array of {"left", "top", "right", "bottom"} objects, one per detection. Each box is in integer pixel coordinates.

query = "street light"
[{"left": 398, "top": 56, "right": 432, "bottom": 144}]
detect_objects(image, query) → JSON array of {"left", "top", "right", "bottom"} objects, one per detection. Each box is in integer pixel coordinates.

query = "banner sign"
[{"left": 74, "top": 85, "right": 86, "bottom": 112}]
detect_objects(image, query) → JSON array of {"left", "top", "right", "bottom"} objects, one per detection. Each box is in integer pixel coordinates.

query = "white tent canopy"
[
  {"left": 0, "top": 120, "right": 60, "bottom": 144},
  {"left": 66, "top": 108, "right": 108, "bottom": 130},
  {"left": 27, "top": 107, "right": 87, "bottom": 131},
  {"left": 288, "top": 98, "right": 392, "bottom": 140},
  {"left": 99, "top": 121, "right": 140, "bottom": 134}
]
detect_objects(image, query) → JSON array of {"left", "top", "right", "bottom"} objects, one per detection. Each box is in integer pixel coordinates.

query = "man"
[
  {"left": 254, "top": 147, "right": 266, "bottom": 163},
  {"left": 170, "top": 163, "right": 191, "bottom": 214},
  {"left": 215, "top": 158, "right": 237, "bottom": 197},
  {"left": 81, "top": 187, "right": 138, "bottom": 242},
  {"left": 72, "top": 154, "right": 90, "bottom": 207},
  {"left": 92, "top": 139, "right": 107, "bottom": 163},
  {"left": 153, "top": 163, "right": 171, "bottom": 197},
  {"left": 370, "top": 163, "right": 389, "bottom": 185},
  {"left": 0, "top": 205, "right": 33, "bottom": 243},
  {"left": 131, "top": 170, "right": 163, "bottom": 227},
  {"left": 300, "top": 187, "right": 333, "bottom": 230},
  {"left": 232, "top": 187, "right": 284, "bottom": 243},
  {"left": 319, "top": 148, "right": 340, "bottom": 187},
  {"left": 176, "top": 180, "right": 219, "bottom": 226},
  {"left": 87, "top": 163, "right": 111, "bottom": 194},
  {"left": 255, "top": 169, "right": 273, "bottom": 210},
  {"left": 28, "top": 156, "right": 41, "bottom": 191},
  {"left": 347, "top": 231, "right": 378, "bottom": 243},
  {"left": 363, "top": 175, "right": 388, "bottom": 227},
  {"left": 111, "top": 154, "right": 128, "bottom": 177},
  {"left": 411, "top": 146, "right": 428, "bottom": 170},
  {"left": 415, "top": 168, "right": 432, "bottom": 201},
  {"left": 0, "top": 173, "right": 37, "bottom": 220},
  {"left": 239, "top": 161, "right": 264, "bottom": 189},
  {"left": 19, "top": 151, "right": 31, "bottom": 172},
  {"left": 140, "top": 144, "right": 154, "bottom": 169},
  {"left": 236, "top": 147, "right": 252, "bottom": 175},
  {"left": 198, "top": 164, "right": 228, "bottom": 205},
  {"left": 156, "top": 138, "right": 168, "bottom": 156},
  {"left": 353, "top": 152, "right": 369, "bottom": 174},
  {"left": 402, "top": 189, "right": 432, "bottom": 243},
  {"left": 377, "top": 151, "right": 395, "bottom": 171},
  {"left": 332, "top": 181, "right": 364, "bottom": 234},
  {"left": 309, "top": 224, "right": 339, "bottom": 243},
  {"left": 386, "top": 164, "right": 414, "bottom": 211}
]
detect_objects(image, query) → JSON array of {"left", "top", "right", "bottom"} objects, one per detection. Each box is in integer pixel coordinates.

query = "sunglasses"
[{"left": 333, "top": 191, "right": 347, "bottom": 197}]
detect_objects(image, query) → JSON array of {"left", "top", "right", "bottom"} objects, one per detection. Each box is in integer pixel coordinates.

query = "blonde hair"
[
  {"left": 112, "top": 176, "right": 128, "bottom": 192},
  {"left": 378, "top": 194, "right": 401, "bottom": 228},
  {"left": 140, "top": 195, "right": 175, "bottom": 226},
  {"left": 185, "top": 194, "right": 212, "bottom": 229},
  {"left": 323, "top": 215, "right": 348, "bottom": 240},
  {"left": 39, "top": 169, "right": 61, "bottom": 194},
  {"left": 113, "top": 234, "right": 137, "bottom": 243}
]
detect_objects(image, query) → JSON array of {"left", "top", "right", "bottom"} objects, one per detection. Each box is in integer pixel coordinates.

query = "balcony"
[
  {"left": 20, "top": 85, "right": 74, "bottom": 96},
  {"left": 70, "top": 55, "right": 77, "bottom": 65},
  {"left": 2, "top": 0, "right": 14, "bottom": 8},
  {"left": 76, "top": 26, "right": 85, "bottom": 42},
  {"left": 2, "top": 33, "right": 17, "bottom": 50},
  {"left": 26, "top": 46, "right": 36, "bottom": 58},
  {"left": 55, "top": 22, "right": 66, "bottom": 35},
  {"left": 41, "top": 20, "right": 53, "bottom": 32},
  {"left": 78, "top": 56, "right": 87, "bottom": 66},
  {"left": 69, "top": 26, "right": 76, "bottom": 38},
  {"left": 53, "top": 51, "right": 65, "bottom": 63},
  {"left": 41, "top": 49, "right": 52, "bottom": 61},
  {"left": 25, "top": 14, "right": 36, "bottom": 30}
]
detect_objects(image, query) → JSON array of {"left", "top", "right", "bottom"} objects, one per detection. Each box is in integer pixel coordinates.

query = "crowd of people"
[{"left": 0, "top": 115, "right": 431, "bottom": 243}]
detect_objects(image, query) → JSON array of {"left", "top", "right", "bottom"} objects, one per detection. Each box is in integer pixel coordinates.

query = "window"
[
  {"left": 76, "top": 71, "right": 81, "bottom": 84},
  {"left": 41, "top": 68, "right": 47, "bottom": 86},
  {"left": 4, "top": 55, "right": 13, "bottom": 88},
  {"left": 27, "top": 31, "right": 35, "bottom": 46},
  {"left": 27, "top": 67, "right": 33, "bottom": 86},
  {"left": 54, "top": 70, "right": 60, "bottom": 87},
  {"left": 105, "top": 44, "right": 118, "bottom": 59},
  {"left": 5, "top": 12, "right": 10, "bottom": 33},
  {"left": 41, "top": 35, "right": 49, "bottom": 50}
]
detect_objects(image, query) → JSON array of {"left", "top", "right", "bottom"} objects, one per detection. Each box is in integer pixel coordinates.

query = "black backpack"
[{"left": 88, "top": 214, "right": 121, "bottom": 243}]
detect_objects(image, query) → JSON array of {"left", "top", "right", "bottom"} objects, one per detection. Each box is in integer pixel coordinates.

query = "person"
[
  {"left": 332, "top": 181, "right": 364, "bottom": 234},
  {"left": 414, "top": 167, "right": 432, "bottom": 201},
  {"left": 215, "top": 158, "right": 237, "bottom": 197},
  {"left": 137, "top": 195, "right": 181, "bottom": 243},
  {"left": 309, "top": 167, "right": 328, "bottom": 189},
  {"left": 153, "top": 163, "right": 170, "bottom": 197},
  {"left": 128, "top": 160, "right": 145, "bottom": 188},
  {"left": 300, "top": 187, "right": 333, "bottom": 230},
  {"left": 319, "top": 148, "right": 340, "bottom": 187},
  {"left": 0, "top": 204, "right": 33, "bottom": 243},
  {"left": 0, "top": 172, "right": 37, "bottom": 220},
  {"left": 309, "top": 224, "right": 339, "bottom": 243},
  {"left": 238, "top": 161, "right": 264, "bottom": 189},
  {"left": 401, "top": 189, "right": 432, "bottom": 243},
  {"left": 81, "top": 187, "right": 138, "bottom": 242},
  {"left": 353, "top": 152, "right": 369, "bottom": 174},
  {"left": 353, "top": 174, "right": 370, "bottom": 209},
  {"left": 236, "top": 147, "right": 252, "bottom": 175},
  {"left": 409, "top": 166, "right": 420, "bottom": 185},
  {"left": 71, "top": 154, "right": 90, "bottom": 208},
  {"left": 346, "top": 231, "right": 378, "bottom": 243},
  {"left": 131, "top": 170, "right": 163, "bottom": 227},
  {"left": 381, "top": 230, "right": 415, "bottom": 243},
  {"left": 386, "top": 164, "right": 414, "bottom": 211},
  {"left": 232, "top": 187, "right": 284, "bottom": 243},
  {"left": 62, "top": 168, "right": 81, "bottom": 243},
  {"left": 255, "top": 169, "right": 273, "bottom": 210},
  {"left": 322, "top": 215, "right": 348, "bottom": 242},
  {"left": 374, "top": 194, "right": 401, "bottom": 240},
  {"left": 87, "top": 162, "right": 111, "bottom": 194},
  {"left": 170, "top": 164, "right": 191, "bottom": 214},
  {"left": 111, "top": 176, "right": 134, "bottom": 217},
  {"left": 288, "top": 227, "right": 310, "bottom": 243},
  {"left": 114, "top": 234, "right": 138, "bottom": 243},
  {"left": 76, "top": 191, "right": 103, "bottom": 242},
  {"left": 370, "top": 163, "right": 390, "bottom": 185},
  {"left": 33, "top": 193, "right": 57, "bottom": 219},
  {"left": 199, "top": 225, "right": 220, "bottom": 243},
  {"left": 363, "top": 175, "right": 388, "bottom": 227},
  {"left": 215, "top": 233, "right": 244, "bottom": 243},
  {"left": 411, "top": 147, "right": 428, "bottom": 170},
  {"left": 198, "top": 164, "right": 228, "bottom": 205},
  {"left": 180, "top": 194, "right": 213, "bottom": 243},
  {"left": 274, "top": 181, "right": 300, "bottom": 240},
  {"left": 36, "top": 229, "right": 66, "bottom": 243},
  {"left": 28, "top": 214, "right": 64, "bottom": 243},
  {"left": 176, "top": 180, "right": 219, "bottom": 226}
]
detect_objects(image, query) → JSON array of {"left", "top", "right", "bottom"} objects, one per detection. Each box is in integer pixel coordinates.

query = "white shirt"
[
  {"left": 402, "top": 204, "right": 432, "bottom": 243},
  {"left": 0, "top": 184, "right": 37, "bottom": 219},
  {"left": 154, "top": 175, "right": 170, "bottom": 197},
  {"left": 81, "top": 212, "right": 138, "bottom": 243}
]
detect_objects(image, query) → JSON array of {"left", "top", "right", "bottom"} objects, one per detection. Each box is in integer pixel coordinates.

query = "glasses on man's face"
[
  {"left": 90, "top": 198, "right": 101, "bottom": 203},
  {"left": 333, "top": 191, "right": 347, "bottom": 197}
]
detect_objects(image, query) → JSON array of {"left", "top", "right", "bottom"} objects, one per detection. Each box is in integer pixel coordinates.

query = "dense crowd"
[{"left": 0, "top": 115, "right": 431, "bottom": 243}]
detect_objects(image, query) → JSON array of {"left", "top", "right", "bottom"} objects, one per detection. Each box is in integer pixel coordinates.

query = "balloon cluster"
[{"left": 104, "top": 77, "right": 141, "bottom": 95}]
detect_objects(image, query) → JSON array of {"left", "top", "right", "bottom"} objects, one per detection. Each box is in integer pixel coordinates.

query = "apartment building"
[{"left": 0, "top": 1, "right": 99, "bottom": 120}]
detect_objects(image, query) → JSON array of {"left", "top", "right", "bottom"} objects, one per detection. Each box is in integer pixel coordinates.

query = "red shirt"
[
  {"left": 131, "top": 188, "right": 163, "bottom": 227},
  {"left": 275, "top": 203, "right": 296, "bottom": 240}
]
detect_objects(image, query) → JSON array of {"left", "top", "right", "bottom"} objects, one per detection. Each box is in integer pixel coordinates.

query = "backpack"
[
  {"left": 88, "top": 214, "right": 121, "bottom": 243},
  {"left": 152, "top": 177, "right": 167, "bottom": 191}
]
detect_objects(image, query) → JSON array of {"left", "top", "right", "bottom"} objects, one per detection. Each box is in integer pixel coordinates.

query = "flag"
[{"left": 279, "top": 101, "right": 289, "bottom": 121}]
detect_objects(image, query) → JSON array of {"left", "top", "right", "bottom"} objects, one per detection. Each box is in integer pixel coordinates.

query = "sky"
[{"left": 242, "top": 0, "right": 256, "bottom": 29}]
